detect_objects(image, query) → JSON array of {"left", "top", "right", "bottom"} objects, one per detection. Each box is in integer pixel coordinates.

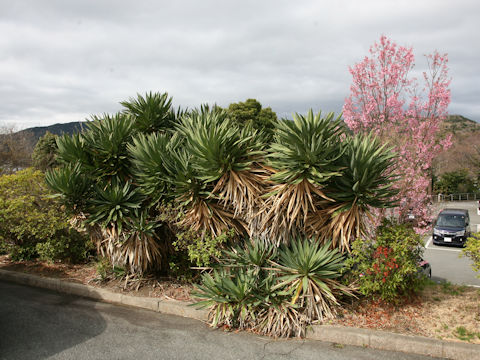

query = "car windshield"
[{"left": 435, "top": 214, "right": 465, "bottom": 228}]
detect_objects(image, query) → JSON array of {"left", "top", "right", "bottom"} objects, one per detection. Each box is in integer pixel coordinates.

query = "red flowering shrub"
[{"left": 344, "top": 220, "right": 426, "bottom": 303}]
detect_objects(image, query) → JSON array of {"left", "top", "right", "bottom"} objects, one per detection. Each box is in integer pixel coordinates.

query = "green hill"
[
  {"left": 16, "top": 121, "right": 86, "bottom": 142},
  {"left": 442, "top": 114, "right": 479, "bottom": 133}
]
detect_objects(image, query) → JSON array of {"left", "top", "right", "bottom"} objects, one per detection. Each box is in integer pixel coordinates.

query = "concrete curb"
[
  {"left": 308, "top": 325, "right": 480, "bottom": 360},
  {"left": 1, "top": 269, "right": 479, "bottom": 359},
  {"left": 0, "top": 269, "right": 209, "bottom": 322}
]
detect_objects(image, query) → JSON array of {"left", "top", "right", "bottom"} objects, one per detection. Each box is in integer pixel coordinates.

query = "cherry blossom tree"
[{"left": 343, "top": 35, "right": 451, "bottom": 232}]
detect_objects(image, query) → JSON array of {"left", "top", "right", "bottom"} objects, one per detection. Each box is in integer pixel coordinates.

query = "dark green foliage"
[
  {"left": 331, "top": 133, "right": 399, "bottom": 209},
  {"left": 273, "top": 239, "right": 352, "bottom": 320},
  {"left": 8, "top": 244, "right": 38, "bottom": 261},
  {"left": 268, "top": 110, "right": 344, "bottom": 186},
  {"left": 88, "top": 181, "right": 144, "bottom": 232},
  {"left": 121, "top": 92, "right": 176, "bottom": 133},
  {"left": 55, "top": 133, "right": 91, "bottom": 167},
  {"left": 227, "top": 98, "right": 277, "bottom": 136},
  {"left": 32, "top": 131, "right": 58, "bottom": 171},
  {"left": 434, "top": 169, "right": 477, "bottom": 194},
  {"left": 128, "top": 133, "right": 177, "bottom": 202},
  {"left": 45, "top": 164, "right": 93, "bottom": 211},
  {"left": 0, "top": 168, "right": 91, "bottom": 263},
  {"left": 177, "top": 109, "right": 263, "bottom": 183},
  {"left": 36, "top": 229, "right": 94, "bottom": 263},
  {"left": 46, "top": 92, "right": 181, "bottom": 274},
  {"left": 344, "top": 221, "right": 426, "bottom": 303},
  {"left": 47, "top": 91, "right": 401, "bottom": 277},
  {"left": 84, "top": 113, "right": 135, "bottom": 180}
]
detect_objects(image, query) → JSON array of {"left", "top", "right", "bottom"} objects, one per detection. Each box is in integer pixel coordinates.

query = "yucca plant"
[
  {"left": 221, "top": 237, "right": 277, "bottom": 270},
  {"left": 253, "top": 275, "right": 305, "bottom": 338},
  {"left": 193, "top": 237, "right": 351, "bottom": 337},
  {"left": 118, "top": 213, "right": 165, "bottom": 274},
  {"left": 87, "top": 181, "right": 144, "bottom": 234},
  {"left": 321, "top": 133, "right": 399, "bottom": 250},
  {"left": 45, "top": 163, "right": 93, "bottom": 211},
  {"left": 173, "top": 107, "right": 264, "bottom": 236},
  {"left": 128, "top": 132, "right": 179, "bottom": 203},
  {"left": 121, "top": 92, "right": 176, "bottom": 133},
  {"left": 83, "top": 113, "right": 135, "bottom": 180},
  {"left": 193, "top": 268, "right": 257, "bottom": 329},
  {"left": 261, "top": 110, "right": 344, "bottom": 243},
  {"left": 272, "top": 238, "right": 353, "bottom": 321},
  {"left": 55, "top": 133, "right": 91, "bottom": 169}
]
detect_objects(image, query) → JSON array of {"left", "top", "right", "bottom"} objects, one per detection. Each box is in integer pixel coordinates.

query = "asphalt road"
[
  {"left": 424, "top": 201, "right": 480, "bottom": 287},
  {"left": 0, "top": 281, "right": 438, "bottom": 360}
]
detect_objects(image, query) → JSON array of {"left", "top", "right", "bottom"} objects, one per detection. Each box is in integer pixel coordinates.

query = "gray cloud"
[{"left": 0, "top": 0, "right": 479, "bottom": 129}]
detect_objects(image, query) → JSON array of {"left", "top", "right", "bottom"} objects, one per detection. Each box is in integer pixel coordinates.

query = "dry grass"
[{"left": 329, "top": 282, "right": 480, "bottom": 344}]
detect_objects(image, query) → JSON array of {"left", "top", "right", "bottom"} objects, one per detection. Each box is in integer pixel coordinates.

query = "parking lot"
[{"left": 423, "top": 200, "right": 480, "bottom": 287}]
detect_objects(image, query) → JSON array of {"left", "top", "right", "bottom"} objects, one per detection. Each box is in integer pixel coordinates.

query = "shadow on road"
[{"left": 0, "top": 281, "right": 106, "bottom": 360}]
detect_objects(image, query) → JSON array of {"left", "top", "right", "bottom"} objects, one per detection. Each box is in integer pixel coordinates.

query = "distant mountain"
[
  {"left": 434, "top": 114, "right": 480, "bottom": 176},
  {"left": 17, "top": 121, "right": 86, "bottom": 142},
  {"left": 441, "top": 114, "right": 480, "bottom": 134}
]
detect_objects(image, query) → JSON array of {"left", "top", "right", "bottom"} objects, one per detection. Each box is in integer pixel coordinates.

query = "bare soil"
[
  {"left": 1, "top": 255, "right": 479, "bottom": 344},
  {"left": 0, "top": 255, "right": 193, "bottom": 301}
]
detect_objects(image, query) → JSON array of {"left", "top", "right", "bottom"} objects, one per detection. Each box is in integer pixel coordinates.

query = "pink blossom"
[{"left": 343, "top": 36, "right": 451, "bottom": 233}]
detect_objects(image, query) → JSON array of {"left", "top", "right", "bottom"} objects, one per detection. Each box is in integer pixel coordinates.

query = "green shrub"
[
  {"left": 8, "top": 244, "right": 38, "bottom": 261},
  {"left": 35, "top": 229, "right": 94, "bottom": 263},
  {"left": 344, "top": 220, "right": 426, "bottom": 303},
  {"left": 0, "top": 168, "right": 91, "bottom": 263},
  {"left": 32, "top": 131, "right": 58, "bottom": 171},
  {"left": 0, "top": 168, "right": 68, "bottom": 246},
  {"left": 462, "top": 233, "right": 480, "bottom": 277},
  {"left": 174, "top": 229, "right": 234, "bottom": 267}
]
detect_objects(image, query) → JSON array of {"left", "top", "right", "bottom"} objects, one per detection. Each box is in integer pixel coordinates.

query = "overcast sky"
[{"left": 1, "top": 0, "right": 479, "bottom": 130}]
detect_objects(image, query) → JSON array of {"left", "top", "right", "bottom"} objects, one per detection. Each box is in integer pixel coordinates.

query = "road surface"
[
  {"left": 424, "top": 201, "right": 480, "bottom": 287},
  {"left": 0, "top": 281, "right": 437, "bottom": 360}
]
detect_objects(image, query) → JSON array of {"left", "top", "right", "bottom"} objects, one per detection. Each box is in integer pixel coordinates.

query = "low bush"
[
  {"left": 95, "top": 257, "right": 126, "bottom": 282},
  {"left": 462, "top": 233, "right": 480, "bottom": 277},
  {"left": 193, "top": 237, "right": 353, "bottom": 337},
  {"left": 8, "top": 244, "right": 38, "bottom": 262},
  {"left": 173, "top": 229, "right": 234, "bottom": 267},
  {"left": 0, "top": 168, "right": 92, "bottom": 263},
  {"left": 0, "top": 168, "right": 68, "bottom": 246},
  {"left": 344, "top": 220, "right": 426, "bottom": 303},
  {"left": 35, "top": 229, "right": 94, "bottom": 263}
]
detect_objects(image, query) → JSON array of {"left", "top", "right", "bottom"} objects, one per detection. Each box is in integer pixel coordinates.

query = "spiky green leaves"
[
  {"left": 45, "top": 163, "right": 93, "bottom": 211},
  {"left": 268, "top": 110, "right": 344, "bottom": 186},
  {"left": 87, "top": 181, "right": 144, "bottom": 232},
  {"left": 332, "top": 133, "right": 398, "bottom": 210},
  {"left": 84, "top": 113, "right": 135, "bottom": 180},
  {"left": 272, "top": 238, "right": 353, "bottom": 321},
  {"left": 121, "top": 92, "right": 175, "bottom": 133},
  {"left": 177, "top": 108, "right": 264, "bottom": 183},
  {"left": 56, "top": 133, "right": 90, "bottom": 167},
  {"left": 128, "top": 133, "right": 179, "bottom": 202},
  {"left": 193, "top": 237, "right": 353, "bottom": 337}
]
